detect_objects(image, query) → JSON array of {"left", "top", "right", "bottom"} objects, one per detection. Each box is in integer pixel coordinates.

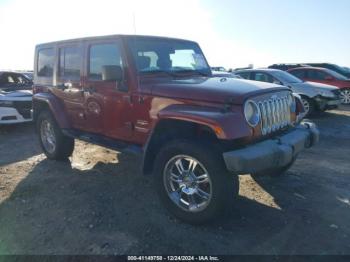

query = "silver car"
[{"left": 235, "top": 69, "right": 341, "bottom": 116}]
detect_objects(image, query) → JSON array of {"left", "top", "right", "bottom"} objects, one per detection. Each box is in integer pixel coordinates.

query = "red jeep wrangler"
[{"left": 32, "top": 35, "right": 319, "bottom": 223}]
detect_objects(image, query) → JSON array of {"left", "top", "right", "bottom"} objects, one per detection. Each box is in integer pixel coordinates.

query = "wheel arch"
[
  {"left": 33, "top": 93, "right": 71, "bottom": 128},
  {"left": 142, "top": 119, "right": 220, "bottom": 175}
]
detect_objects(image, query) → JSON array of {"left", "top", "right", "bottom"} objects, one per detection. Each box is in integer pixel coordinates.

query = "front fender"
[
  {"left": 157, "top": 104, "right": 251, "bottom": 140},
  {"left": 33, "top": 93, "right": 71, "bottom": 128}
]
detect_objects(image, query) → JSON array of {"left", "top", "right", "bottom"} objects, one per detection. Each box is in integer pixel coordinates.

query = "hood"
[
  {"left": 142, "top": 77, "right": 288, "bottom": 104},
  {"left": 303, "top": 81, "right": 339, "bottom": 91},
  {"left": 0, "top": 90, "right": 33, "bottom": 101}
]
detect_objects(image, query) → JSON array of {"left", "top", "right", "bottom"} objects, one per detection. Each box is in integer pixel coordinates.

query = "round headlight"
[{"left": 244, "top": 100, "right": 260, "bottom": 127}]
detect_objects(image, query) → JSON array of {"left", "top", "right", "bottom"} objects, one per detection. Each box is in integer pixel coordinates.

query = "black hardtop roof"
[
  {"left": 236, "top": 68, "right": 283, "bottom": 73},
  {"left": 35, "top": 34, "right": 196, "bottom": 49}
]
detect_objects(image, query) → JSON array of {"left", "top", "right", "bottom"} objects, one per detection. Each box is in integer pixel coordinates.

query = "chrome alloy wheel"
[
  {"left": 163, "top": 155, "right": 212, "bottom": 213},
  {"left": 301, "top": 98, "right": 310, "bottom": 115},
  {"left": 40, "top": 120, "right": 56, "bottom": 154},
  {"left": 340, "top": 89, "right": 350, "bottom": 104}
]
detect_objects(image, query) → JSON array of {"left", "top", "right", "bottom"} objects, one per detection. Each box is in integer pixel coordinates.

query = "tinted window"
[
  {"left": 272, "top": 71, "right": 303, "bottom": 83},
  {"left": 308, "top": 70, "right": 328, "bottom": 80},
  {"left": 89, "top": 44, "right": 122, "bottom": 80},
  {"left": 236, "top": 72, "right": 250, "bottom": 79},
  {"left": 253, "top": 72, "right": 273, "bottom": 83},
  {"left": 59, "top": 46, "right": 81, "bottom": 80},
  {"left": 37, "top": 48, "right": 54, "bottom": 77},
  {"left": 290, "top": 70, "right": 306, "bottom": 79}
]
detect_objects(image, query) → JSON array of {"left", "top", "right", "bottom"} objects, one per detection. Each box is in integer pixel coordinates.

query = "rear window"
[{"left": 37, "top": 48, "right": 54, "bottom": 77}]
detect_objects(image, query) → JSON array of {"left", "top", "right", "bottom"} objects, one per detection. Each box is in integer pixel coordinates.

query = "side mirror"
[{"left": 102, "top": 65, "right": 123, "bottom": 82}]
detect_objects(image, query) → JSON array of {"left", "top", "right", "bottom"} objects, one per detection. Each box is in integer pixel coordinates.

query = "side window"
[
  {"left": 253, "top": 73, "right": 273, "bottom": 83},
  {"left": 290, "top": 70, "right": 305, "bottom": 79},
  {"left": 89, "top": 43, "right": 122, "bottom": 81},
  {"left": 308, "top": 70, "right": 327, "bottom": 80},
  {"left": 238, "top": 72, "right": 250, "bottom": 79},
  {"left": 59, "top": 46, "right": 81, "bottom": 80},
  {"left": 37, "top": 48, "right": 54, "bottom": 77}
]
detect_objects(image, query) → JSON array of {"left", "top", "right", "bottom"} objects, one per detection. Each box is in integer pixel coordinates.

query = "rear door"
[
  {"left": 83, "top": 40, "right": 134, "bottom": 140},
  {"left": 51, "top": 44, "right": 86, "bottom": 130}
]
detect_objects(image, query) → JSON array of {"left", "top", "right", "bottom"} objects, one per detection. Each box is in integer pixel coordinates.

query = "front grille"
[
  {"left": 13, "top": 101, "right": 32, "bottom": 119},
  {"left": 257, "top": 94, "right": 292, "bottom": 135}
]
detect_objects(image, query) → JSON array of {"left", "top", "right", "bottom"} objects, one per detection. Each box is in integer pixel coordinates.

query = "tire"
[
  {"left": 36, "top": 110, "right": 74, "bottom": 160},
  {"left": 301, "top": 97, "right": 315, "bottom": 117},
  {"left": 340, "top": 88, "right": 350, "bottom": 104},
  {"left": 252, "top": 157, "right": 296, "bottom": 177},
  {"left": 153, "top": 139, "right": 239, "bottom": 224}
]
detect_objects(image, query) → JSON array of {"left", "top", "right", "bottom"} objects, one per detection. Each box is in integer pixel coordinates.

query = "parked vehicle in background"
[
  {"left": 210, "top": 66, "right": 227, "bottom": 72},
  {"left": 22, "top": 71, "right": 34, "bottom": 80},
  {"left": 32, "top": 34, "right": 318, "bottom": 224},
  {"left": 235, "top": 69, "right": 341, "bottom": 116},
  {"left": 0, "top": 71, "right": 33, "bottom": 92},
  {"left": 305, "top": 63, "right": 350, "bottom": 78},
  {"left": 268, "top": 63, "right": 310, "bottom": 71},
  {"left": 0, "top": 71, "right": 33, "bottom": 124},
  {"left": 211, "top": 70, "right": 242, "bottom": 79},
  {"left": 288, "top": 67, "right": 350, "bottom": 104}
]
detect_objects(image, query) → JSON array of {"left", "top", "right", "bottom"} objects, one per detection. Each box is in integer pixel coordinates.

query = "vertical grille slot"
[{"left": 258, "top": 94, "right": 292, "bottom": 135}]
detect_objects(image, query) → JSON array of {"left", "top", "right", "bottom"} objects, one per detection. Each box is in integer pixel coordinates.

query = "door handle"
[{"left": 54, "top": 82, "right": 73, "bottom": 90}]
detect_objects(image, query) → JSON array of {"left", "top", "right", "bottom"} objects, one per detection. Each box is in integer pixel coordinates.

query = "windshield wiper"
[
  {"left": 139, "top": 70, "right": 176, "bottom": 77},
  {"left": 172, "top": 69, "right": 210, "bottom": 77}
]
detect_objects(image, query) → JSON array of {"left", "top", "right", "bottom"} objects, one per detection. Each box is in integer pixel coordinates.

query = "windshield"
[
  {"left": 127, "top": 37, "right": 211, "bottom": 76},
  {"left": 325, "top": 68, "right": 349, "bottom": 80},
  {"left": 272, "top": 70, "right": 303, "bottom": 83}
]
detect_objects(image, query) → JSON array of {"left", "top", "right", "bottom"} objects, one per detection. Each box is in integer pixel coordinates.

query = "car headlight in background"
[
  {"left": 0, "top": 101, "right": 14, "bottom": 107},
  {"left": 244, "top": 100, "right": 260, "bottom": 127}
]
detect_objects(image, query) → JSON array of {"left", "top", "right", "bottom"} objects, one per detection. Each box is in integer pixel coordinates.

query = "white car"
[{"left": 0, "top": 90, "right": 33, "bottom": 124}]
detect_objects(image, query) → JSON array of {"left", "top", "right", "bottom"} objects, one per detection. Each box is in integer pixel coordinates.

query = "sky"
[{"left": 0, "top": 0, "right": 349, "bottom": 70}]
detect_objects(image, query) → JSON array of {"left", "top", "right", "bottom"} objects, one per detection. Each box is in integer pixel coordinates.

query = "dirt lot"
[{"left": 0, "top": 106, "right": 350, "bottom": 255}]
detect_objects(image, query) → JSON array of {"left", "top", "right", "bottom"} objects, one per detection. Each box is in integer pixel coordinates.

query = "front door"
[{"left": 83, "top": 41, "right": 134, "bottom": 141}]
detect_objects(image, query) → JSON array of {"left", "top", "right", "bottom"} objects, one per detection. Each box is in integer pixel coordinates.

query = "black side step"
[{"left": 62, "top": 129, "right": 143, "bottom": 155}]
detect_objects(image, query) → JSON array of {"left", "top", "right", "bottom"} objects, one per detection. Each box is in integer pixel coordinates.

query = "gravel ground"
[{"left": 0, "top": 106, "right": 349, "bottom": 255}]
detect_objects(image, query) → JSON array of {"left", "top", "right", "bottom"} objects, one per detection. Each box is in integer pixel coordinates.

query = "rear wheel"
[
  {"left": 153, "top": 140, "right": 238, "bottom": 224},
  {"left": 340, "top": 89, "right": 350, "bottom": 104},
  {"left": 37, "top": 110, "right": 74, "bottom": 160}
]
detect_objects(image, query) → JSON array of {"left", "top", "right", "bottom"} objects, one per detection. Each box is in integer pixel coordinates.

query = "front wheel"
[
  {"left": 301, "top": 97, "right": 315, "bottom": 117},
  {"left": 340, "top": 89, "right": 350, "bottom": 104},
  {"left": 37, "top": 110, "right": 75, "bottom": 160},
  {"left": 153, "top": 140, "right": 239, "bottom": 224}
]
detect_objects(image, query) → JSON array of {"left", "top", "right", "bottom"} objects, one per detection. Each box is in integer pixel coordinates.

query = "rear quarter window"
[{"left": 37, "top": 48, "right": 54, "bottom": 78}]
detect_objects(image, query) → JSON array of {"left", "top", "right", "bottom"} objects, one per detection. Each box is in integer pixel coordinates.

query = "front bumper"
[
  {"left": 315, "top": 96, "right": 342, "bottom": 110},
  {"left": 0, "top": 107, "right": 33, "bottom": 124},
  {"left": 223, "top": 122, "right": 319, "bottom": 174}
]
